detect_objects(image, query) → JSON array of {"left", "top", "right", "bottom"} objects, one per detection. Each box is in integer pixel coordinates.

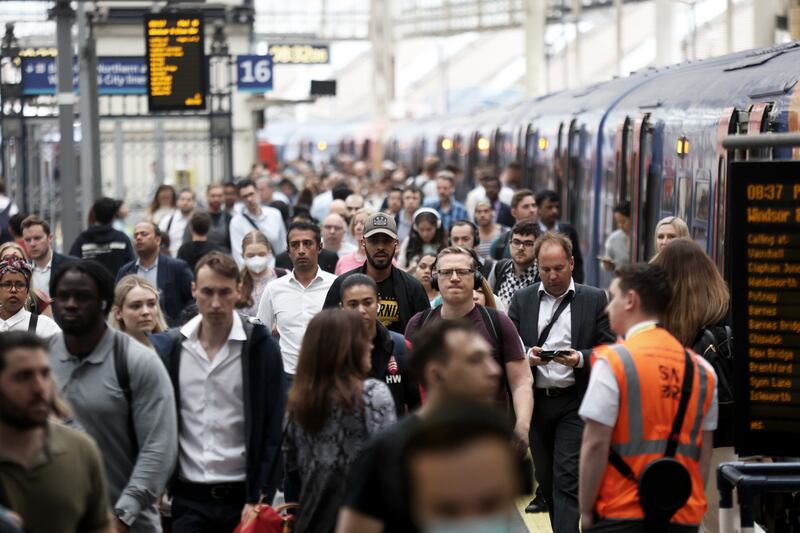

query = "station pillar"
[
  {"left": 370, "top": 0, "right": 394, "bottom": 119},
  {"left": 753, "top": 0, "right": 780, "bottom": 48},
  {"left": 655, "top": 0, "right": 681, "bottom": 67},
  {"left": 524, "top": 0, "right": 546, "bottom": 97}
]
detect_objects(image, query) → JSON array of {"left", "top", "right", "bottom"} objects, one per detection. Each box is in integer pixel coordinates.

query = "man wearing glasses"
[
  {"left": 489, "top": 220, "right": 541, "bottom": 308},
  {"left": 404, "top": 246, "right": 533, "bottom": 457}
]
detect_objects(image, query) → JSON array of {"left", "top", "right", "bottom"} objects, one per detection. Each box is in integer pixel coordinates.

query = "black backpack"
[{"left": 693, "top": 326, "right": 734, "bottom": 405}]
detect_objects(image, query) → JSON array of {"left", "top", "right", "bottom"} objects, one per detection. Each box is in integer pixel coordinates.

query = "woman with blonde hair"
[
  {"left": 653, "top": 216, "right": 689, "bottom": 256},
  {"left": 109, "top": 275, "right": 168, "bottom": 350},
  {"left": 284, "top": 309, "right": 396, "bottom": 532},
  {"left": 236, "top": 230, "right": 285, "bottom": 316}
]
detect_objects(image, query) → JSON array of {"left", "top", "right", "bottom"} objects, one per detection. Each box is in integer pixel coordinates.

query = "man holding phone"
[{"left": 508, "top": 232, "right": 614, "bottom": 533}]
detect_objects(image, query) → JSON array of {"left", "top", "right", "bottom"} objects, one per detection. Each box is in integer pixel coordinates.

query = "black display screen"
[{"left": 145, "top": 13, "right": 207, "bottom": 111}]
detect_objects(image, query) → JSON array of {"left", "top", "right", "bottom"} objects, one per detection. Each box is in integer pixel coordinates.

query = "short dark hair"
[
  {"left": 533, "top": 231, "right": 572, "bottom": 259},
  {"left": 408, "top": 319, "right": 474, "bottom": 388},
  {"left": 450, "top": 220, "right": 479, "bottom": 247},
  {"left": 340, "top": 273, "right": 379, "bottom": 300},
  {"left": 195, "top": 251, "right": 238, "bottom": 281},
  {"left": 510, "top": 189, "right": 535, "bottom": 210},
  {"left": 21, "top": 215, "right": 51, "bottom": 236},
  {"left": 286, "top": 221, "right": 322, "bottom": 247},
  {"left": 510, "top": 220, "right": 539, "bottom": 239},
  {"left": 535, "top": 189, "right": 560, "bottom": 206},
  {"left": 236, "top": 178, "right": 256, "bottom": 194},
  {"left": 402, "top": 185, "right": 423, "bottom": 197},
  {"left": 614, "top": 263, "right": 673, "bottom": 317},
  {"left": 331, "top": 184, "right": 353, "bottom": 201},
  {"left": 136, "top": 220, "right": 161, "bottom": 238},
  {"left": 0, "top": 331, "right": 49, "bottom": 374},
  {"left": 178, "top": 188, "right": 195, "bottom": 200},
  {"left": 223, "top": 181, "right": 237, "bottom": 190},
  {"left": 8, "top": 213, "right": 27, "bottom": 238},
  {"left": 50, "top": 260, "right": 115, "bottom": 314},
  {"left": 91, "top": 197, "right": 119, "bottom": 225},
  {"left": 613, "top": 201, "right": 631, "bottom": 218},
  {"left": 189, "top": 211, "right": 212, "bottom": 236}
]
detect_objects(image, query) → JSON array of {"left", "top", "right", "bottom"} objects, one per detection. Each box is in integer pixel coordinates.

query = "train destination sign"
[
  {"left": 267, "top": 43, "right": 330, "bottom": 64},
  {"left": 730, "top": 161, "right": 800, "bottom": 456},
  {"left": 145, "top": 13, "right": 206, "bottom": 111}
]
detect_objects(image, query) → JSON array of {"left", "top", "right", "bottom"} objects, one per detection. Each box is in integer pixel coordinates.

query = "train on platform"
[{"left": 259, "top": 41, "right": 800, "bottom": 287}]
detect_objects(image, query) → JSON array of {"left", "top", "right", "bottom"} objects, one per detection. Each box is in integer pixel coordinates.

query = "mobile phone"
[{"left": 539, "top": 350, "right": 557, "bottom": 361}]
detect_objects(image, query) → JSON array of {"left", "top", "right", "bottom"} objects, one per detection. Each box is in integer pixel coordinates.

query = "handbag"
[{"left": 233, "top": 501, "right": 298, "bottom": 533}]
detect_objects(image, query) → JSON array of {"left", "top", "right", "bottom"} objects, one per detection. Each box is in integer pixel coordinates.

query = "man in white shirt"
[
  {"left": 0, "top": 257, "right": 60, "bottom": 338},
  {"left": 151, "top": 252, "right": 285, "bottom": 533},
  {"left": 507, "top": 232, "right": 614, "bottom": 530},
  {"left": 256, "top": 176, "right": 290, "bottom": 206},
  {"left": 21, "top": 215, "right": 75, "bottom": 300},
  {"left": 230, "top": 179, "right": 287, "bottom": 267},
  {"left": 257, "top": 221, "right": 336, "bottom": 380},
  {"left": 159, "top": 189, "right": 196, "bottom": 257}
]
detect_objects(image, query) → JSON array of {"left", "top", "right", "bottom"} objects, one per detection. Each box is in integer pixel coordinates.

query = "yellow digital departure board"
[
  {"left": 145, "top": 13, "right": 206, "bottom": 111},
  {"left": 730, "top": 161, "right": 800, "bottom": 456}
]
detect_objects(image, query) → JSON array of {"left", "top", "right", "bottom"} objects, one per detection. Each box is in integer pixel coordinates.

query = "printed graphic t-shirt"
[{"left": 376, "top": 276, "right": 401, "bottom": 333}]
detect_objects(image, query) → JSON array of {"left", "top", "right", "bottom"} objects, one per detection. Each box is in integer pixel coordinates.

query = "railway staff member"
[
  {"left": 578, "top": 264, "right": 717, "bottom": 532},
  {"left": 508, "top": 232, "right": 615, "bottom": 533}
]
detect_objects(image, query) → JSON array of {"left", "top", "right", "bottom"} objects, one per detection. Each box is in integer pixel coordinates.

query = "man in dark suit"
[
  {"left": 508, "top": 232, "right": 614, "bottom": 533},
  {"left": 535, "top": 189, "right": 585, "bottom": 283},
  {"left": 117, "top": 221, "right": 194, "bottom": 327},
  {"left": 21, "top": 215, "right": 77, "bottom": 300}
]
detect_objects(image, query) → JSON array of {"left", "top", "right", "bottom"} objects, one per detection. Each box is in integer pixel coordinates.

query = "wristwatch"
[{"left": 114, "top": 507, "right": 135, "bottom": 527}]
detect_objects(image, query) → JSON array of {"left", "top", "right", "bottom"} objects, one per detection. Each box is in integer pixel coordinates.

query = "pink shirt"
[{"left": 335, "top": 251, "right": 397, "bottom": 275}]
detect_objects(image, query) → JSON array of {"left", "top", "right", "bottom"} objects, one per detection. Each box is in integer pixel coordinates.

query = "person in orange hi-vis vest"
[{"left": 578, "top": 264, "right": 718, "bottom": 532}]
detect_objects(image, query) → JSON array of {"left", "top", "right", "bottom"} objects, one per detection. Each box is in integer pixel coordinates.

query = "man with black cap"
[{"left": 323, "top": 212, "right": 430, "bottom": 335}]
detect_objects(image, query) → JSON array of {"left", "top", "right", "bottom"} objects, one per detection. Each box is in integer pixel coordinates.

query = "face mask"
[
  {"left": 425, "top": 515, "right": 515, "bottom": 533},
  {"left": 244, "top": 255, "right": 270, "bottom": 274}
]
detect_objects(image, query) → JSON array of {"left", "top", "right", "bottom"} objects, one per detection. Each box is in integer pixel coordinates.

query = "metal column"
[
  {"left": 77, "top": 2, "right": 101, "bottom": 220},
  {"left": 524, "top": 0, "right": 546, "bottom": 97},
  {"left": 655, "top": 0, "right": 679, "bottom": 67},
  {"left": 370, "top": 0, "right": 395, "bottom": 118},
  {"left": 615, "top": 0, "right": 623, "bottom": 76},
  {"left": 52, "top": 0, "right": 80, "bottom": 247}
]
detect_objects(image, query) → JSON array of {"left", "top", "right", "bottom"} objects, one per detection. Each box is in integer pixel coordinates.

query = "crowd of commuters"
[{"left": 0, "top": 152, "right": 735, "bottom": 533}]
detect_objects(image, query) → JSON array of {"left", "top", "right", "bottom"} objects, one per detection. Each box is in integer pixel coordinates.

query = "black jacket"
[
  {"left": 51, "top": 251, "right": 78, "bottom": 273},
  {"left": 507, "top": 282, "right": 614, "bottom": 395},
  {"left": 150, "top": 316, "right": 286, "bottom": 502},
  {"left": 371, "top": 322, "right": 421, "bottom": 417},
  {"left": 69, "top": 224, "right": 135, "bottom": 277},
  {"left": 557, "top": 222, "right": 585, "bottom": 284},
  {"left": 322, "top": 264, "right": 431, "bottom": 334},
  {"left": 116, "top": 254, "right": 194, "bottom": 327},
  {"left": 275, "top": 248, "right": 338, "bottom": 274}
]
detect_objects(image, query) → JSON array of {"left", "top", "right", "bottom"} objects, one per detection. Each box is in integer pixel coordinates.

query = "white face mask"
[
  {"left": 426, "top": 515, "right": 515, "bottom": 533},
  {"left": 244, "top": 255, "right": 270, "bottom": 274}
]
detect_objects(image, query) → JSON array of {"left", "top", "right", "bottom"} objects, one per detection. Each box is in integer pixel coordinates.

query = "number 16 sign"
[{"left": 236, "top": 55, "right": 273, "bottom": 92}]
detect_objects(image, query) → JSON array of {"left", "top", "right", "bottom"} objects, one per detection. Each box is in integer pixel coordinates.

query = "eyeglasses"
[
  {"left": 0, "top": 281, "right": 27, "bottom": 291},
  {"left": 436, "top": 268, "right": 474, "bottom": 278},
  {"left": 510, "top": 239, "right": 536, "bottom": 249}
]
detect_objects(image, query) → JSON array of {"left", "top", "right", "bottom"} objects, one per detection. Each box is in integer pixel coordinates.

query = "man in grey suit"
[{"left": 508, "top": 232, "right": 615, "bottom": 533}]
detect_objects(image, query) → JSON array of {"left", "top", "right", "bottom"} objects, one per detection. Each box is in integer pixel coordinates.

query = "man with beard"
[
  {"left": 0, "top": 332, "right": 112, "bottom": 533},
  {"left": 48, "top": 260, "right": 177, "bottom": 532},
  {"left": 323, "top": 213, "right": 430, "bottom": 335}
]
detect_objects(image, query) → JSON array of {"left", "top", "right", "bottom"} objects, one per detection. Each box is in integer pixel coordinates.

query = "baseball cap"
[{"left": 363, "top": 212, "right": 398, "bottom": 239}]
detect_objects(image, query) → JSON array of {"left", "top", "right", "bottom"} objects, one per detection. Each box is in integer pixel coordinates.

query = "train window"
[
  {"left": 694, "top": 180, "right": 710, "bottom": 222},
  {"left": 677, "top": 175, "right": 691, "bottom": 221},
  {"left": 693, "top": 226, "right": 708, "bottom": 248},
  {"left": 661, "top": 177, "right": 675, "bottom": 212}
]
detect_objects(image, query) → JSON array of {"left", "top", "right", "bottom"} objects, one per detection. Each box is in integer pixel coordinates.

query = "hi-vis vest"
[{"left": 593, "top": 326, "right": 716, "bottom": 525}]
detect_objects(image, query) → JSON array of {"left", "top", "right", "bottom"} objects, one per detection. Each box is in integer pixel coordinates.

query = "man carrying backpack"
[{"left": 404, "top": 246, "right": 533, "bottom": 454}]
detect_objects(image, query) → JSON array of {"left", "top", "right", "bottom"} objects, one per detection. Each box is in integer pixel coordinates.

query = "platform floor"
[{"left": 516, "top": 496, "right": 553, "bottom": 532}]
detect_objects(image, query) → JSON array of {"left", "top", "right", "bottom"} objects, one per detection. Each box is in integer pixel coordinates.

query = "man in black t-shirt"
[
  {"left": 336, "top": 319, "right": 508, "bottom": 533},
  {"left": 177, "top": 212, "right": 223, "bottom": 272},
  {"left": 323, "top": 213, "right": 429, "bottom": 334}
]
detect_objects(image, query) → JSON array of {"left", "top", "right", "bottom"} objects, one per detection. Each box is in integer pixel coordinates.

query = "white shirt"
[
  {"left": 578, "top": 321, "right": 719, "bottom": 431},
  {"left": 0, "top": 308, "right": 61, "bottom": 339},
  {"left": 310, "top": 190, "right": 333, "bottom": 222},
  {"left": 230, "top": 206, "right": 287, "bottom": 267},
  {"left": 32, "top": 254, "right": 53, "bottom": 299},
  {"left": 178, "top": 312, "right": 247, "bottom": 483},
  {"left": 535, "top": 279, "right": 582, "bottom": 388},
  {"left": 256, "top": 267, "right": 336, "bottom": 374},
  {"left": 465, "top": 185, "right": 514, "bottom": 217},
  {"left": 0, "top": 196, "right": 19, "bottom": 217},
  {"left": 159, "top": 210, "right": 191, "bottom": 257}
]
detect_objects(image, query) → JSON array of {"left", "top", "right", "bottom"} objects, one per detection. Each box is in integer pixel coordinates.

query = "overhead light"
[
  {"left": 538, "top": 137, "right": 548, "bottom": 150},
  {"left": 441, "top": 138, "right": 453, "bottom": 150},
  {"left": 317, "top": 140, "right": 328, "bottom": 151},
  {"left": 477, "top": 137, "right": 490, "bottom": 151}
]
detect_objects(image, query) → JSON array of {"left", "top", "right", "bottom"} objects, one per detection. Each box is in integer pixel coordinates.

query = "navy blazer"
[
  {"left": 507, "top": 282, "right": 615, "bottom": 395},
  {"left": 50, "top": 251, "right": 78, "bottom": 273},
  {"left": 116, "top": 254, "right": 194, "bottom": 327},
  {"left": 150, "top": 317, "right": 286, "bottom": 502}
]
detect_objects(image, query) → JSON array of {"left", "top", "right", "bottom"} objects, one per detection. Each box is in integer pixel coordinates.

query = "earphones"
[{"left": 412, "top": 207, "right": 442, "bottom": 231}]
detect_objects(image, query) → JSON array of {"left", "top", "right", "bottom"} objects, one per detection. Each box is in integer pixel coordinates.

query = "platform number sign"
[{"left": 236, "top": 55, "right": 273, "bottom": 93}]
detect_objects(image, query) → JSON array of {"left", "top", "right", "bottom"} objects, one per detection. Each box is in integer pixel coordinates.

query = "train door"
[
  {"left": 564, "top": 119, "right": 584, "bottom": 238},
  {"left": 631, "top": 114, "right": 661, "bottom": 261},
  {"left": 555, "top": 122, "right": 568, "bottom": 210},
  {"left": 523, "top": 123, "right": 537, "bottom": 190}
]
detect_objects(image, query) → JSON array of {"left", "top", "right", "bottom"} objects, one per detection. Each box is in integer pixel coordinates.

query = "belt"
[
  {"left": 534, "top": 384, "right": 577, "bottom": 398},
  {"left": 174, "top": 480, "right": 246, "bottom": 501}
]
